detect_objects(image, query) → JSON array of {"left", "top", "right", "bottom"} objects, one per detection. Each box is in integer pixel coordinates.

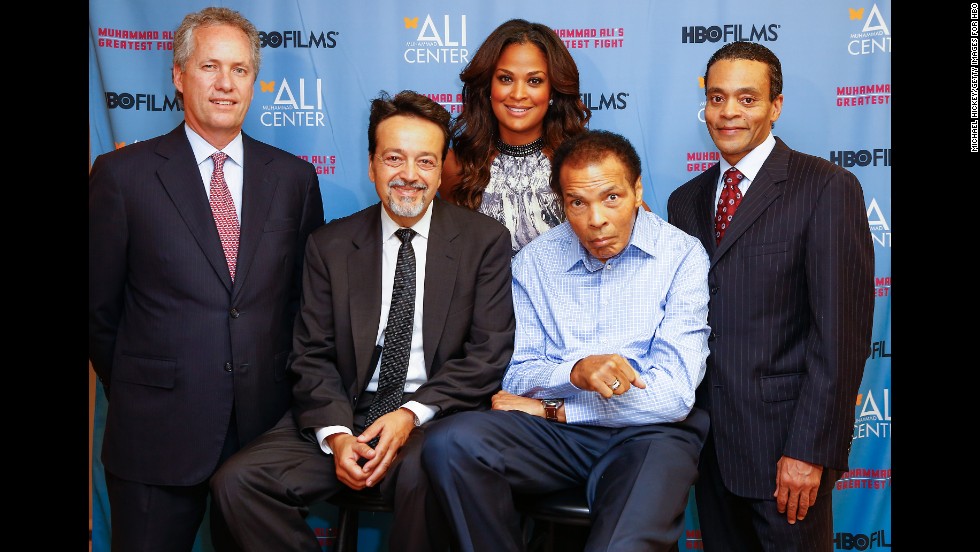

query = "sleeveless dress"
[{"left": 478, "top": 150, "right": 564, "bottom": 256}]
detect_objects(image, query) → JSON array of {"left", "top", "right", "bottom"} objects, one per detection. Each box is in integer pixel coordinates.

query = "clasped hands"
[{"left": 326, "top": 407, "right": 416, "bottom": 490}]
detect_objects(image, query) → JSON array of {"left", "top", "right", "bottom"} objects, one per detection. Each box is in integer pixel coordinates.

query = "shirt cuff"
[
  {"left": 315, "top": 426, "right": 352, "bottom": 455},
  {"left": 403, "top": 401, "right": 437, "bottom": 426}
]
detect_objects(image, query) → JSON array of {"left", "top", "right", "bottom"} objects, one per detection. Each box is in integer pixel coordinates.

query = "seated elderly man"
[{"left": 422, "top": 129, "right": 711, "bottom": 552}]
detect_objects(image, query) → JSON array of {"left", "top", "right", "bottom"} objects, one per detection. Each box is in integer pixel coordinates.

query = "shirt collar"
[
  {"left": 718, "top": 132, "right": 775, "bottom": 183},
  {"left": 185, "top": 125, "right": 245, "bottom": 168}
]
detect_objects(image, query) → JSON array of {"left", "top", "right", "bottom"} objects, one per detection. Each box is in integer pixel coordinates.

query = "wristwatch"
[{"left": 541, "top": 398, "right": 564, "bottom": 422}]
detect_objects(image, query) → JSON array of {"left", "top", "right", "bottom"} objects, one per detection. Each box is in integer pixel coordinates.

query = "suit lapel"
[
  {"left": 421, "top": 200, "right": 459, "bottom": 371},
  {"left": 156, "top": 124, "right": 234, "bottom": 291},
  {"left": 713, "top": 138, "right": 790, "bottom": 262},
  {"left": 697, "top": 165, "right": 721, "bottom": 253},
  {"left": 349, "top": 206, "right": 384, "bottom": 387},
  {"left": 232, "top": 134, "right": 279, "bottom": 299}
]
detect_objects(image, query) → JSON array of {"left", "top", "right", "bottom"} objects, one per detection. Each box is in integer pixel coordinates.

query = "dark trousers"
[
  {"left": 105, "top": 410, "right": 240, "bottom": 552},
  {"left": 209, "top": 394, "right": 450, "bottom": 552},
  {"left": 422, "top": 408, "right": 708, "bottom": 552},
  {"left": 694, "top": 431, "right": 837, "bottom": 552}
]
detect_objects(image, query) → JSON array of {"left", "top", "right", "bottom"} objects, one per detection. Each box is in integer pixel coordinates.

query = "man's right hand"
[
  {"left": 326, "top": 433, "right": 375, "bottom": 490},
  {"left": 570, "top": 354, "right": 646, "bottom": 399}
]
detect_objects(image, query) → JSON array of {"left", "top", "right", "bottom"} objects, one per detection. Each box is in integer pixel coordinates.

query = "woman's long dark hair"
[{"left": 448, "top": 19, "right": 591, "bottom": 209}]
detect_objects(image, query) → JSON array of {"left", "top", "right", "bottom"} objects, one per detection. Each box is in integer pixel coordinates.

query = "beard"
[{"left": 386, "top": 178, "right": 429, "bottom": 218}]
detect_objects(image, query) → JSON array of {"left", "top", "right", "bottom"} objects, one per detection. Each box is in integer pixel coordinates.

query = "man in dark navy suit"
[
  {"left": 89, "top": 7, "right": 323, "bottom": 551},
  {"left": 667, "top": 41, "right": 874, "bottom": 551}
]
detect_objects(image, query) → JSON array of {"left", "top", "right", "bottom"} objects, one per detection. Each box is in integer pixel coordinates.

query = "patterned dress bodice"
[{"left": 478, "top": 150, "right": 563, "bottom": 256}]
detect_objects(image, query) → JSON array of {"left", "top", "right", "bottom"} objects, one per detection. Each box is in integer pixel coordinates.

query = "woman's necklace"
[{"left": 494, "top": 135, "right": 544, "bottom": 157}]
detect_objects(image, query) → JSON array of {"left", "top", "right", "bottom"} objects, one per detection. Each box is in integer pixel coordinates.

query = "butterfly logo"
[
  {"left": 848, "top": 7, "right": 864, "bottom": 20},
  {"left": 114, "top": 141, "right": 126, "bottom": 150},
  {"left": 260, "top": 81, "right": 276, "bottom": 93},
  {"left": 404, "top": 17, "right": 418, "bottom": 29}
]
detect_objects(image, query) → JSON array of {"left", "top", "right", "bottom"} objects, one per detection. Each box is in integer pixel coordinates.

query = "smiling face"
[
  {"left": 369, "top": 114, "right": 444, "bottom": 227},
  {"left": 560, "top": 155, "right": 644, "bottom": 262},
  {"left": 703, "top": 58, "right": 783, "bottom": 166},
  {"left": 173, "top": 23, "right": 255, "bottom": 149},
  {"left": 490, "top": 42, "right": 551, "bottom": 145}
]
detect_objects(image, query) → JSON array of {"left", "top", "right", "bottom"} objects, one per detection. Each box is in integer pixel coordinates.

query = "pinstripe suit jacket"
[
  {"left": 89, "top": 123, "right": 324, "bottom": 486},
  {"left": 666, "top": 137, "right": 874, "bottom": 499}
]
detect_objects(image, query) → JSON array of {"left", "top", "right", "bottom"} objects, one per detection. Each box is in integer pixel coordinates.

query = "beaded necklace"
[{"left": 494, "top": 136, "right": 545, "bottom": 157}]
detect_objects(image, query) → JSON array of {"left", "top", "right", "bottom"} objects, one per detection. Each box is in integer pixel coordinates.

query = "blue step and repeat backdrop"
[{"left": 89, "top": 1, "right": 891, "bottom": 550}]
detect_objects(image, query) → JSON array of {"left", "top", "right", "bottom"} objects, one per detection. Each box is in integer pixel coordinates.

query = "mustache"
[{"left": 389, "top": 178, "right": 427, "bottom": 191}]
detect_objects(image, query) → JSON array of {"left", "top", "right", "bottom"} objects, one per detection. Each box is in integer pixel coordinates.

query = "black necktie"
[{"left": 363, "top": 228, "right": 416, "bottom": 447}]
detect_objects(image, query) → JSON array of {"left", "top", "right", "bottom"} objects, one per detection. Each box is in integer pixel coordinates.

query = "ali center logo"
[
  {"left": 402, "top": 14, "right": 470, "bottom": 64},
  {"left": 853, "top": 387, "right": 890, "bottom": 441},
  {"left": 257, "top": 77, "right": 326, "bottom": 128},
  {"left": 694, "top": 76, "right": 707, "bottom": 124},
  {"left": 847, "top": 3, "right": 890, "bottom": 56},
  {"left": 866, "top": 198, "right": 890, "bottom": 248}
]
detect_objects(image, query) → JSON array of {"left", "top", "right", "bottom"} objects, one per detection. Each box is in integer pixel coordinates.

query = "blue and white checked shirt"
[{"left": 503, "top": 209, "right": 711, "bottom": 427}]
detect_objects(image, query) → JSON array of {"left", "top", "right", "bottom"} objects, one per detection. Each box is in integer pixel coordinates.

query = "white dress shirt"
[{"left": 315, "top": 202, "right": 438, "bottom": 454}]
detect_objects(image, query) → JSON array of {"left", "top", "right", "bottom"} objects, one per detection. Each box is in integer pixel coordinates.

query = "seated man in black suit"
[{"left": 210, "top": 90, "right": 516, "bottom": 552}]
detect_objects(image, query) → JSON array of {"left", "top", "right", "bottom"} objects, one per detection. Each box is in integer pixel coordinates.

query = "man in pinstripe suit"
[{"left": 667, "top": 41, "right": 874, "bottom": 551}]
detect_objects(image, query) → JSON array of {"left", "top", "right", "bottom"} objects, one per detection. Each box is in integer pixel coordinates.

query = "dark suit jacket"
[
  {"left": 667, "top": 137, "right": 874, "bottom": 499},
  {"left": 288, "top": 198, "right": 515, "bottom": 435},
  {"left": 89, "top": 123, "right": 324, "bottom": 486}
]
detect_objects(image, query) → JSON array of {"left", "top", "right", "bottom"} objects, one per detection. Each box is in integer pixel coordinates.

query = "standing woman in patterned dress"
[{"left": 440, "top": 18, "right": 591, "bottom": 256}]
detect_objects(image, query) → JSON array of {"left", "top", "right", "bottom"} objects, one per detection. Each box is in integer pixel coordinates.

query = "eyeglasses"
[{"left": 375, "top": 153, "right": 440, "bottom": 172}]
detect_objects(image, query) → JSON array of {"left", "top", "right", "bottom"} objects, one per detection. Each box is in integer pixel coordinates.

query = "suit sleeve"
[
  {"left": 289, "top": 234, "right": 356, "bottom": 436},
  {"left": 785, "top": 168, "right": 874, "bottom": 470},
  {"left": 288, "top": 165, "right": 324, "bottom": 328},
  {"left": 409, "top": 227, "right": 516, "bottom": 416},
  {"left": 88, "top": 154, "right": 127, "bottom": 393}
]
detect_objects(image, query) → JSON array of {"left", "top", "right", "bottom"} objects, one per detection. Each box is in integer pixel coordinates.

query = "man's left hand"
[
  {"left": 356, "top": 407, "right": 415, "bottom": 487},
  {"left": 492, "top": 389, "right": 545, "bottom": 416},
  {"left": 570, "top": 354, "right": 646, "bottom": 399},
  {"left": 773, "top": 455, "right": 824, "bottom": 524}
]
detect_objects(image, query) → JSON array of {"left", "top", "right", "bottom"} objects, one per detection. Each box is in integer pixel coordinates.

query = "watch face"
[{"left": 542, "top": 398, "right": 561, "bottom": 421}]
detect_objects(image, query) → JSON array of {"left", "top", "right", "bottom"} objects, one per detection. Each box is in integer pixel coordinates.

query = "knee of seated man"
[
  {"left": 421, "top": 411, "right": 491, "bottom": 464},
  {"left": 210, "top": 454, "right": 252, "bottom": 499}
]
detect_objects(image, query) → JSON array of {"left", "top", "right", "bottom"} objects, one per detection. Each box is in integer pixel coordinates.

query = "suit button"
[
  {"left": 230, "top": 308, "right": 240, "bottom": 318},
  {"left": 224, "top": 362, "right": 233, "bottom": 372},
  {"left": 710, "top": 287, "right": 719, "bottom": 295},
  {"left": 708, "top": 332, "right": 716, "bottom": 341}
]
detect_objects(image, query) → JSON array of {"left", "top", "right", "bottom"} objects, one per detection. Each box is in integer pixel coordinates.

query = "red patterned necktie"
[
  {"left": 715, "top": 166, "right": 744, "bottom": 245},
  {"left": 209, "top": 152, "right": 240, "bottom": 281}
]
